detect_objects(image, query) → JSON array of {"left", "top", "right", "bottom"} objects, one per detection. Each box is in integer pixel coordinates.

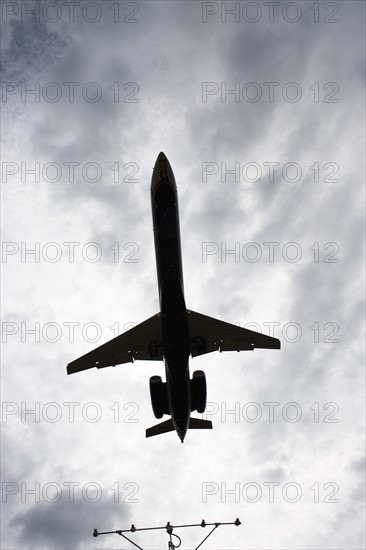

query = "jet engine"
[
  {"left": 149, "top": 375, "right": 168, "bottom": 419},
  {"left": 190, "top": 370, "right": 207, "bottom": 413}
]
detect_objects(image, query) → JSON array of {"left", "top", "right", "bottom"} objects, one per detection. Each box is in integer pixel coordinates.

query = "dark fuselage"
[{"left": 151, "top": 158, "right": 191, "bottom": 441}]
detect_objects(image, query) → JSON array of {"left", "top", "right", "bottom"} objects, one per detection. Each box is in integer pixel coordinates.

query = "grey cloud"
[
  {"left": 10, "top": 495, "right": 130, "bottom": 550},
  {"left": 1, "top": 19, "right": 68, "bottom": 84}
]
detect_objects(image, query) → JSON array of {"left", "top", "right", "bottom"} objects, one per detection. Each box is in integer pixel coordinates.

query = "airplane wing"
[
  {"left": 187, "top": 310, "right": 280, "bottom": 357},
  {"left": 67, "top": 313, "right": 163, "bottom": 374}
]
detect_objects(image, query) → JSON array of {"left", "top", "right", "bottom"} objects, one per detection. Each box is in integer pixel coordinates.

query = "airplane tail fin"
[
  {"left": 189, "top": 417, "right": 213, "bottom": 430},
  {"left": 146, "top": 419, "right": 175, "bottom": 438}
]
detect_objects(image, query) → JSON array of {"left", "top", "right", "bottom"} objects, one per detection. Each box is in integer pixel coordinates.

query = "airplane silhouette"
[{"left": 67, "top": 152, "right": 280, "bottom": 442}]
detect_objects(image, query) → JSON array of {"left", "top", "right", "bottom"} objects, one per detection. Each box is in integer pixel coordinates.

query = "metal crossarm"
[{"left": 93, "top": 518, "right": 241, "bottom": 549}]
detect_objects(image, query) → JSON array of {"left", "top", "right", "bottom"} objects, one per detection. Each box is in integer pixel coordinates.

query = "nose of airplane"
[{"left": 151, "top": 152, "right": 177, "bottom": 191}]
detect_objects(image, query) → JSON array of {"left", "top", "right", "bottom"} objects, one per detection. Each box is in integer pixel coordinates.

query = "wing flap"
[
  {"left": 67, "top": 313, "right": 163, "bottom": 374},
  {"left": 187, "top": 310, "right": 280, "bottom": 357}
]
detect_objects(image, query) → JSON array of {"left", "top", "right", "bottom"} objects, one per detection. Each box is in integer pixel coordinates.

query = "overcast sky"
[{"left": 1, "top": 1, "right": 365, "bottom": 549}]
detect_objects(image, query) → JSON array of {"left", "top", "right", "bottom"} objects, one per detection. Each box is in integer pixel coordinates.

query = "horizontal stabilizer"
[
  {"left": 146, "top": 419, "right": 175, "bottom": 438},
  {"left": 189, "top": 417, "right": 213, "bottom": 430}
]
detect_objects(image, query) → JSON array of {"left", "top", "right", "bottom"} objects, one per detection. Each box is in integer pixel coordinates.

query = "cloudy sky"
[{"left": 1, "top": 1, "right": 365, "bottom": 549}]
